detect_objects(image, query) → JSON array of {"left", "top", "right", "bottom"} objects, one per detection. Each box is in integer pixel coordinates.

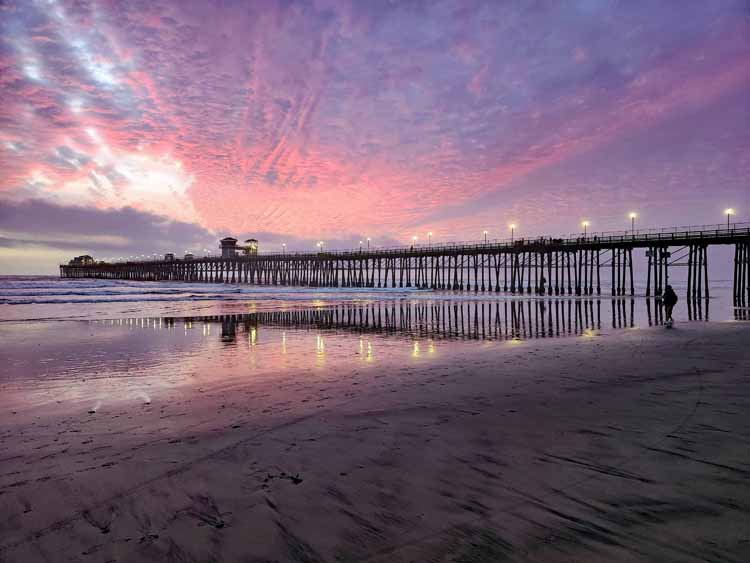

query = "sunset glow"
[{"left": 1, "top": 1, "right": 748, "bottom": 273}]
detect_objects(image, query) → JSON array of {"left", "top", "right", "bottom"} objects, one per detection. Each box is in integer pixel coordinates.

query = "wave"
[
  {"left": 0, "top": 286, "right": 426, "bottom": 306},
  {"left": 0, "top": 289, "right": 191, "bottom": 297},
  {"left": 2, "top": 295, "right": 242, "bottom": 305},
  {"left": 0, "top": 281, "right": 424, "bottom": 298}
]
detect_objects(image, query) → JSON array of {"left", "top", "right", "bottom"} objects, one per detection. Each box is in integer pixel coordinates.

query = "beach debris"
[
  {"left": 263, "top": 471, "right": 303, "bottom": 485},
  {"left": 138, "top": 532, "right": 159, "bottom": 544},
  {"left": 82, "top": 509, "right": 114, "bottom": 534},
  {"left": 186, "top": 494, "right": 229, "bottom": 529}
]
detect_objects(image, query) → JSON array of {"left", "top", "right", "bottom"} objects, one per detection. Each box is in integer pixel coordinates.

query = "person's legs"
[{"left": 665, "top": 304, "right": 674, "bottom": 320}]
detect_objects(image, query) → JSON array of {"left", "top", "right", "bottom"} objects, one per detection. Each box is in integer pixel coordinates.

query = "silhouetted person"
[{"left": 663, "top": 285, "right": 678, "bottom": 322}]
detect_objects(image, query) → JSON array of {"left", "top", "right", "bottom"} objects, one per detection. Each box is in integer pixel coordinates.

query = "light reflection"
[
  {"left": 316, "top": 334, "right": 326, "bottom": 367},
  {"left": 88, "top": 297, "right": 699, "bottom": 366},
  {"left": 359, "top": 337, "right": 374, "bottom": 363},
  {"left": 8, "top": 297, "right": 713, "bottom": 416}
]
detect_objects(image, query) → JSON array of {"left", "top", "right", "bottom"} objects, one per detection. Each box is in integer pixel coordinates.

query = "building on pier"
[
  {"left": 243, "top": 239, "right": 258, "bottom": 255},
  {"left": 220, "top": 237, "right": 238, "bottom": 258},
  {"left": 69, "top": 255, "right": 95, "bottom": 266},
  {"left": 164, "top": 253, "right": 175, "bottom": 261},
  {"left": 184, "top": 252, "right": 194, "bottom": 260}
]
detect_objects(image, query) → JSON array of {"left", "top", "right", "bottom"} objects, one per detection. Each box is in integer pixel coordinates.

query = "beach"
[
  {"left": 2, "top": 1, "right": 748, "bottom": 560},
  {"left": 1, "top": 311, "right": 748, "bottom": 562}
]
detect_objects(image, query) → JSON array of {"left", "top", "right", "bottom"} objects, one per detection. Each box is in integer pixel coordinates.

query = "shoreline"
[{"left": 1, "top": 322, "right": 748, "bottom": 561}]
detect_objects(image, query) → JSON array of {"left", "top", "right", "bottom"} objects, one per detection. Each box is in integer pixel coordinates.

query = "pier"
[{"left": 61, "top": 223, "right": 750, "bottom": 305}]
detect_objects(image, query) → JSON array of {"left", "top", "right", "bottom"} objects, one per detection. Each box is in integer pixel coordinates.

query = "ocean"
[{"left": 0, "top": 274, "right": 740, "bottom": 324}]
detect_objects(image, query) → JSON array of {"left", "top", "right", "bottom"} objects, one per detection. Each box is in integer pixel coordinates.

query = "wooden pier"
[{"left": 61, "top": 223, "right": 750, "bottom": 304}]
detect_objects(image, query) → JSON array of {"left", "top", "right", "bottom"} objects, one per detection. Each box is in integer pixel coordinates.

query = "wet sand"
[{"left": 1, "top": 322, "right": 749, "bottom": 562}]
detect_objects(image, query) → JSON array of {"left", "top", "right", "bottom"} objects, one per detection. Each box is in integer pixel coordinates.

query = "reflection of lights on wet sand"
[
  {"left": 360, "top": 337, "right": 374, "bottom": 362},
  {"left": 249, "top": 327, "right": 257, "bottom": 346},
  {"left": 316, "top": 334, "right": 326, "bottom": 366},
  {"left": 282, "top": 332, "right": 287, "bottom": 354},
  {"left": 412, "top": 340, "right": 434, "bottom": 358},
  {"left": 312, "top": 300, "right": 326, "bottom": 308},
  {"left": 582, "top": 329, "right": 597, "bottom": 338}
]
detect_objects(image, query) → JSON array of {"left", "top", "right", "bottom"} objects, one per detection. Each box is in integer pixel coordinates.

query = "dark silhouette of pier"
[{"left": 62, "top": 222, "right": 750, "bottom": 305}]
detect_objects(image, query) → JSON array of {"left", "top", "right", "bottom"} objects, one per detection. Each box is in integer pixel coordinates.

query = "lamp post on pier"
[
  {"left": 725, "top": 208, "right": 735, "bottom": 227},
  {"left": 629, "top": 212, "right": 637, "bottom": 234},
  {"left": 581, "top": 220, "right": 589, "bottom": 238},
  {"left": 427, "top": 232, "right": 432, "bottom": 246},
  {"left": 367, "top": 237, "right": 371, "bottom": 250},
  {"left": 282, "top": 243, "right": 286, "bottom": 255},
  {"left": 509, "top": 223, "right": 516, "bottom": 243},
  {"left": 483, "top": 230, "right": 488, "bottom": 244}
]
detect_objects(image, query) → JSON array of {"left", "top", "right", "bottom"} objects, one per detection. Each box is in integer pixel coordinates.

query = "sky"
[{"left": 0, "top": 0, "right": 748, "bottom": 274}]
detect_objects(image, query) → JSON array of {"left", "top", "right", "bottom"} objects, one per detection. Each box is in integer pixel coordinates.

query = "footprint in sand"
[
  {"left": 186, "top": 494, "right": 230, "bottom": 529},
  {"left": 82, "top": 507, "right": 116, "bottom": 534}
]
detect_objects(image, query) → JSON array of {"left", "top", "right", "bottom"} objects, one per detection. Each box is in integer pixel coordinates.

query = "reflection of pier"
[
  {"left": 62, "top": 224, "right": 750, "bottom": 304},
  {"left": 152, "top": 298, "right": 716, "bottom": 344}
]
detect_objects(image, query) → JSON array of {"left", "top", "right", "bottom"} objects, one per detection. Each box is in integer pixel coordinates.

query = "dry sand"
[{"left": 1, "top": 322, "right": 749, "bottom": 562}]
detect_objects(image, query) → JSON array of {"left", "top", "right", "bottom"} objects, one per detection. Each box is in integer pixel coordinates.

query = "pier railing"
[{"left": 80, "top": 222, "right": 750, "bottom": 264}]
